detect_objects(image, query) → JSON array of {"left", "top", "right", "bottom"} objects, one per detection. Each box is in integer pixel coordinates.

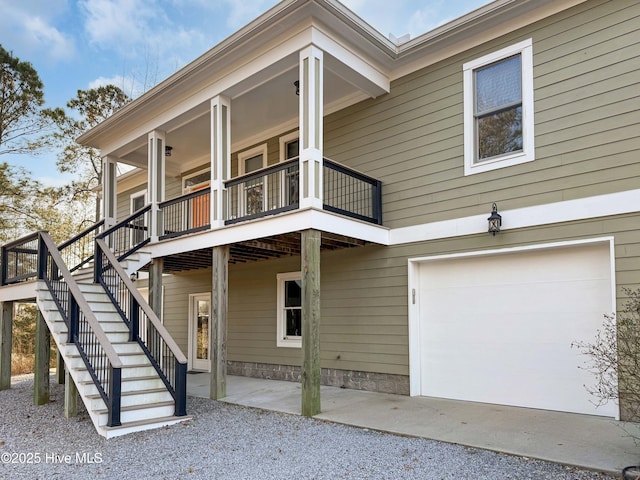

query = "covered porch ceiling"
[
  {"left": 146, "top": 231, "right": 367, "bottom": 273},
  {"left": 112, "top": 48, "right": 384, "bottom": 175}
]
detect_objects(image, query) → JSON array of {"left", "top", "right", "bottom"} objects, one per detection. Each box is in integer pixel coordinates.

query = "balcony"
[{"left": 159, "top": 157, "right": 381, "bottom": 241}]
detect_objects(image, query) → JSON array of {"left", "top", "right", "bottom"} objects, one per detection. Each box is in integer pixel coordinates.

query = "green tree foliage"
[
  {"left": 0, "top": 45, "right": 51, "bottom": 156},
  {"left": 0, "top": 161, "right": 86, "bottom": 244},
  {"left": 45, "top": 85, "right": 130, "bottom": 220}
]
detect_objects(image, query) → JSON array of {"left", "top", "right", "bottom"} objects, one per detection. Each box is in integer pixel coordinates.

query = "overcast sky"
[{"left": 0, "top": 0, "right": 490, "bottom": 185}]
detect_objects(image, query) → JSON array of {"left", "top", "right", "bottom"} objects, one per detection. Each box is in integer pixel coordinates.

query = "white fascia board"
[
  {"left": 148, "top": 188, "right": 640, "bottom": 259},
  {"left": 311, "top": 27, "right": 390, "bottom": 96},
  {"left": 390, "top": 189, "right": 640, "bottom": 245},
  {"left": 0, "top": 281, "right": 37, "bottom": 302},
  {"left": 149, "top": 208, "right": 389, "bottom": 258}
]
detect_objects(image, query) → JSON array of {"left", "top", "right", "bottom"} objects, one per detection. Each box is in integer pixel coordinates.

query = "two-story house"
[{"left": 0, "top": 0, "right": 637, "bottom": 437}]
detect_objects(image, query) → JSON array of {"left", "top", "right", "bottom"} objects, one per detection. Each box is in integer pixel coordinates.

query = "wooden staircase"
[{"left": 35, "top": 252, "right": 190, "bottom": 438}]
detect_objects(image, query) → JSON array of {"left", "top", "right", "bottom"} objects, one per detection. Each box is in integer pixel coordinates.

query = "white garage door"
[{"left": 417, "top": 242, "right": 616, "bottom": 417}]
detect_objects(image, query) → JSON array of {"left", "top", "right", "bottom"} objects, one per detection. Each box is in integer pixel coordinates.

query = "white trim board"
[
  {"left": 148, "top": 188, "right": 640, "bottom": 259},
  {"left": 389, "top": 189, "right": 640, "bottom": 245}
]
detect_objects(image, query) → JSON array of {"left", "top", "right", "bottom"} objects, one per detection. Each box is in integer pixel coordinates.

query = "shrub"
[{"left": 573, "top": 288, "right": 640, "bottom": 441}]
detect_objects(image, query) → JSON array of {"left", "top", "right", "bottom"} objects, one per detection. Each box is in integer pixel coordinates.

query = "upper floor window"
[{"left": 463, "top": 39, "right": 534, "bottom": 175}]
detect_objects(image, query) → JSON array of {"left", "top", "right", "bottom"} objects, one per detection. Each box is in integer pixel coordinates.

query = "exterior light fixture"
[
  {"left": 294, "top": 80, "right": 300, "bottom": 96},
  {"left": 165, "top": 145, "right": 173, "bottom": 157},
  {"left": 488, "top": 202, "right": 502, "bottom": 235}
]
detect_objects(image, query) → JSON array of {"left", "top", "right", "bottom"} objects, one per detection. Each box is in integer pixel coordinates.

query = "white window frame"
[
  {"left": 183, "top": 168, "right": 211, "bottom": 193},
  {"left": 238, "top": 144, "right": 267, "bottom": 175},
  {"left": 463, "top": 38, "right": 535, "bottom": 176},
  {"left": 279, "top": 131, "right": 300, "bottom": 162},
  {"left": 130, "top": 189, "right": 147, "bottom": 214},
  {"left": 276, "top": 271, "right": 302, "bottom": 348}
]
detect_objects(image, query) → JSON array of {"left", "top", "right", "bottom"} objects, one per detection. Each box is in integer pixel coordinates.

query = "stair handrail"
[
  {"left": 37, "top": 231, "right": 123, "bottom": 427},
  {"left": 97, "top": 205, "right": 151, "bottom": 263},
  {"left": 94, "top": 237, "right": 187, "bottom": 416},
  {"left": 58, "top": 219, "right": 105, "bottom": 273}
]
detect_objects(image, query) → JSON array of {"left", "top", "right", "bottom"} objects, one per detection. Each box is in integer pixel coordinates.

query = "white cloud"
[
  {"left": 0, "top": 0, "right": 75, "bottom": 62},
  {"left": 80, "top": 0, "right": 159, "bottom": 55},
  {"left": 23, "top": 17, "right": 76, "bottom": 61},
  {"left": 88, "top": 74, "right": 151, "bottom": 99}
]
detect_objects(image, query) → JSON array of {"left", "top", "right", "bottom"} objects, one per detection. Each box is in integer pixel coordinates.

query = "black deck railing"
[
  {"left": 98, "top": 206, "right": 151, "bottom": 262},
  {"left": 58, "top": 220, "right": 105, "bottom": 274},
  {"left": 0, "top": 232, "right": 39, "bottom": 286},
  {"left": 159, "top": 188, "right": 211, "bottom": 240},
  {"left": 94, "top": 238, "right": 187, "bottom": 416},
  {"left": 225, "top": 158, "right": 300, "bottom": 224},
  {"left": 323, "top": 159, "right": 382, "bottom": 225},
  {"left": 64, "top": 157, "right": 380, "bottom": 246},
  {"left": 37, "top": 232, "right": 123, "bottom": 427}
]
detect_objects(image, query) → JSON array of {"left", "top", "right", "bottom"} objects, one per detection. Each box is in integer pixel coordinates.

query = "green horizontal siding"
[
  {"left": 156, "top": 211, "right": 640, "bottom": 377},
  {"left": 324, "top": 0, "right": 640, "bottom": 229}
]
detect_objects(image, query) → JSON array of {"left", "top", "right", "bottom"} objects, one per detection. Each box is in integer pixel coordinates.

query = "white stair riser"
[
  {"left": 84, "top": 301, "right": 118, "bottom": 313},
  {"left": 96, "top": 322, "right": 129, "bottom": 333},
  {"left": 74, "top": 365, "right": 158, "bottom": 382},
  {"left": 119, "top": 354, "right": 151, "bottom": 366},
  {"left": 112, "top": 343, "right": 143, "bottom": 354},
  {"left": 83, "top": 378, "right": 165, "bottom": 396},
  {"left": 77, "top": 283, "right": 103, "bottom": 293},
  {"left": 106, "top": 332, "right": 131, "bottom": 343},
  {"left": 90, "top": 391, "right": 173, "bottom": 410},
  {"left": 98, "top": 404, "right": 176, "bottom": 426}
]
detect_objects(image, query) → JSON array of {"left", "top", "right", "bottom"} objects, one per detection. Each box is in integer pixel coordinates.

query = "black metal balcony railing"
[
  {"left": 99, "top": 206, "right": 151, "bottom": 262},
  {"left": 58, "top": 220, "right": 105, "bottom": 273},
  {"left": 0, "top": 233, "right": 39, "bottom": 286},
  {"left": 154, "top": 157, "right": 381, "bottom": 240},
  {"left": 323, "top": 159, "right": 382, "bottom": 225},
  {"left": 225, "top": 158, "right": 300, "bottom": 224},
  {"left": 159, "top": 188, "right": 211, "bottom": 240}
]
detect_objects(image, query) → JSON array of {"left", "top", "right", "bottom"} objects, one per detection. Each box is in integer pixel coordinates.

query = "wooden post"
[
  {"left": 0, "top": 302, "right": 13, "bottom": 390},
  {"left": 301, "top": 229, "right": 321, "bottom": 416},
  {"left": 210, "top": 246, "right": 228, "bottom": 400},
  {"left": 56, "top": 350, "right": 65, "bottom": 385},
  {"left": 34, "top": 309, "right": 50, "bottom": 405},
  {"left": 64, "top": 369, "right": 78, "bottom": 418},
  {"left": 149, "top": 258, "right": 164, "bottom": 318}
]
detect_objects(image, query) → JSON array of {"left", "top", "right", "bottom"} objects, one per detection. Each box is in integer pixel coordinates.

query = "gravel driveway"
[{"left": 0, "top": 376, "right": 612, "bottom": 479}]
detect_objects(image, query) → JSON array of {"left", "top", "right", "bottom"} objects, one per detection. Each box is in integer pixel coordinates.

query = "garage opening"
[{"left": 409, "top": 239, "right": 617, "bottom": 417}]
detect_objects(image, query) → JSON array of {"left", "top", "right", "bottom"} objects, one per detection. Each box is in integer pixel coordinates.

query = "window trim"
[
  {"left": 238, "top": 143, "right": 268, "bottom": 175},
  {"left": 182, "top": 168, "right": 211, "bottom": 193},
  {"left": 463, "top": 38, "right": 534, "bottom": 176},
  {"left": 130, "top": 189, "right": 147, "bottom": 214},
  {"left": 276, "top": 271, "right": 302, "bottom": 348},
  {"left": 279, "top": 131, "right": 300, "bottom": 162}
]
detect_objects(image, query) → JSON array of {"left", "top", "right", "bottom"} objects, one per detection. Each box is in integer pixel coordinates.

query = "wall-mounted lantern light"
[
  {"left": 165, "top": 145, "right": 173, "bottom": 157},
  {"left": 487, "top": 202, "right": 502, "bottom": 235},
  {"left": 294, "top": 80, "right": 300, "bottom": 96}
]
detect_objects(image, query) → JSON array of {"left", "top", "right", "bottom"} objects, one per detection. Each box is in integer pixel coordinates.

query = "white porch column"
[
  {"left": 210, "top": 96, "right": 231, "bottom": 229},
  {"left": 299, "top": 46, "right": 324, "bottom": 210},
  {"left": 102, "top": 156, "right": 118, "bottom": 228},
  {"left": 148, "top": 131, "right": 166, "bottom": 241}
]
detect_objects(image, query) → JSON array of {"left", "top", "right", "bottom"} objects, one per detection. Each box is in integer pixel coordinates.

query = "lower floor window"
[{"left": 277, "top": 272, "right": 302, "bottom": 348}]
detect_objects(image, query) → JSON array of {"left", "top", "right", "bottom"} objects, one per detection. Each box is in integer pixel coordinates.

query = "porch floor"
[{"left": 186, "top": 373, "right": 638, "bottom": 475}]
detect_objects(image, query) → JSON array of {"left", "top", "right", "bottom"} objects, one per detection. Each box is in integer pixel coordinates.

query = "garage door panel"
[{"left": 417, "top": 242, "right": 616, "bottom": 417}]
